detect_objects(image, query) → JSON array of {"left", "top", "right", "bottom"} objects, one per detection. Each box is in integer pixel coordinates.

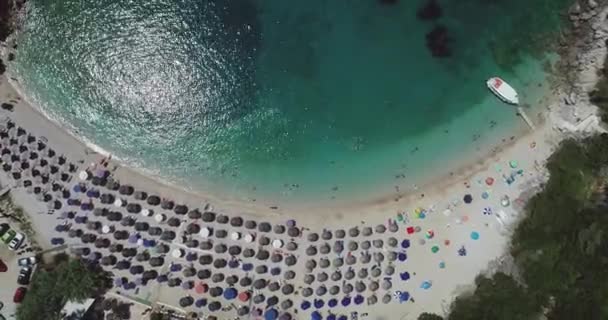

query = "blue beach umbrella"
[
  {"left": 128, "top": 234, "right": 139, "bottom": 244},
  {"left": 113, "top": 278, "right": 123, "bottom": 287},
  {"left": 398, "top": 252, "right": 407, "bottom": 262},
  {"left": 311, "top": 311, "right": 322, "bottom": 320},
  {"left": 470, "top": 231, "right": 480, "bottom": 240},
  {"left": 228, "top": 259, "right": 239, "bottom": 268},
  {"left": 314, "top": 299, "right": 324, "bottom": 309},
  {"left": 341, "top": 297, "right": 351, "bottom": 307},
  {"left": 420, "top": 281, "right": 432, "bottom": 290},
  {"left": 73, "top": 184, "right": 82, "bottom": 192},
  {"left": 328, "top": 299, "right": 337, "bottom": 308},
  {"left": 301, "top": 301, "right": 311, "bottom": 310},
  {"left": 156, "top": 275, "right": 168, "bottom": 283},
  {"left": 242, "top": 263, "right": 253, "bottom": 272},
  {"left": 354, "top": 295, "right": 364, "bottom": 305},
  {"left": 264, "top": 308, "right": 278, "bottom": 320},
  {"left": 195, "top": 298, "right": 207, "bottom": 308},
  {"left": 186, "top": 252, "right": 198, "bottom": 262},
  {"left": 399, "top": 291, "right": 410, "bottom": 303},
  {"left": 170, "top": 263, "right": 182, "bottom": 272},
  {"left": 224, "top": 288, "right": 238, "bottom": 300},
  {"left": 271, "top": 267, "right": 281, "bottom": 276},
  {"left": 400, "top": 272, "right": 410, "bottom": 281},
  {"left": 338, "top": 316, "right": 347, "bottom": 320},
  {"left": 327, "top": 315, "right": 336, "bottom": 320},
  {"left": 401, "top": 239, "right": 410, "bottom": 249}
]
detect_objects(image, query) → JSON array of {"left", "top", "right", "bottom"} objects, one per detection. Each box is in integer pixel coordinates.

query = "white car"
[{"left": 8, "top": 232, "right": 25, "bottom": 251}]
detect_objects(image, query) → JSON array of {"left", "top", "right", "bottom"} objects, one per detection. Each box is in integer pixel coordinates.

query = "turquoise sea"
[{"left": 10, "top": 0, "right": 570, "bottom": 204}]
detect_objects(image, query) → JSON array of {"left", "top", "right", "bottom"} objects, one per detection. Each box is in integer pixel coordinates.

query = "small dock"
[{"left": 516, "top": 107, "right": 535, "bottom": 130}]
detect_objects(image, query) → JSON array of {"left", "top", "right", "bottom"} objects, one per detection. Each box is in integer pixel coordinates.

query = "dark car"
[
  {"left": 0, "top": 223, "right": 9, "bottom": 237},
  {"left": 0, "top": 258, "right": 7, "bottom": 272},
  {"left": 17, "top": 267, "right": 32, "bottom": 285},
  {"left": 13, "top": 287, "right": 27, "bottom": 303}
]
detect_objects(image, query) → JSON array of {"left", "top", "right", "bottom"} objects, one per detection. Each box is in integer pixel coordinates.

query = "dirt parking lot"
[{"left": 0, "top": 246, "right": 19, "bottom": 320}]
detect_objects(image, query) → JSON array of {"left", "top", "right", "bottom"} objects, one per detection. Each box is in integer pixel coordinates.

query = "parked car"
[
  {"left": 17, "top": 256, "right": 39, "bottom": 267},
  {"left": 17, "top": 267, "right": 32, "bottom": 285},
  {"left": 1, "top": 229, "right": 15, "bottom": 244},
  {"left": 0, "top": 258, "right": 7, "bottom": 272},
  {"left": 13, "top": 287, "right": 27, "bottom": 303},
  {"left": 0, "top": 223, "right": 9, "bottom": 236},
  {"left": 8, "top": 232, "right": 25, "bottom": 250}
]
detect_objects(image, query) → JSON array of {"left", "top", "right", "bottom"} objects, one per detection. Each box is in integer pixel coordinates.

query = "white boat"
[{"left": 486, "top": 77, "right": 519, "bottom": 105}]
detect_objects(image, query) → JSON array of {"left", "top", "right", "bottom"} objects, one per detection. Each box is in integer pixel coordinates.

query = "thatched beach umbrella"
[
  {"left": 239, "top": 276, "right": 252, "bottom": 287},
  {"left": 348, "top": 241, "right": 358, "bottom": 251},
  {"left": 285, "top": 241, "right": 298, "bottom": 251},
  {"left": 362, "top": 226, "right": 373, "bottom": 236},
  {"left": 212, "top": 258, "right": 227, "bottom": 269},
  {"left": 319, "top": 258, "right": 330, "bottom": 268},
  {"left": 126, "top": 203, "right": 141, "bottom": 213},
  {"left": 160, "top": 199, "right": 174, "bottom": 210},
  {"left": 187, "top": 209, "right": 201, "bottom": 219},
  {"left": 100, "top": 255, "right": 117, "bottom": 266},
  {"left": 134, "top": 222, "right": 149, "bottom": 231},
  {"left": 113, "top": 230, "right": 129, "bottom": 240},
  {"left": 115, "top": 260, "right": 131, "bottom": 270},
  {"left": 322, "top": 230, "right": 332, "bottom": 240},
  {"left": 346, "top": 255, "right": 356, "bottom": 265},
  {"left": 209, "top": 213, "right": 224, "bottom": 224},
  {"left": 229, "top": 216, "right": 243, "bottom": 227},
  {"left": 389, "top": 223, "right": 399, "bottom": 233},
  {"left": 316, "top": 285, "right": 327, "bottom": 296},
  {"left": 273, "top": 224, "right": 285, "bottom": 234},
  {"left": 182, "top": 267, "right": 196, "bottom": 278},
  {"left": 371, "top": 267, "right": 382, "bottom": 278},
  {"left": 243, "top": 248, "right": 255, "bottom": 258},
  {"left": 388, "top": 237, "right": 398, "bottom": 247},
  {"left": 214, "top": 244, "right": 227, "bottom": 254},
  {"left": 167, "top": 217, "right": 181, "bottom": 227},
  {"left": 301, "top": 288, "right": 313, "bottom": 297},
  {"left": 149, "top": 257, "right": 165, "bottom": 267},
  {"left": 258, "top": 235, "right": 270, "bottom": 246},
  {"left": 146, "top": 195, "right": 160, "bottom": 206},
  {"left": 107, "top": 211, "right": 122, "bottom": 222},
  {"left": 271, "top": 253, "right": 283, "bottom": 263},
  {"left": 361, "top": 240, "right": 371, "bottom": 250},
  {"left": 109, "top": 243, "right": 124, "bottom": 253},
  {"left": 345, "top": 269, "right": 355, "bottom": 280},
  {"left": 306, "top": 246, "right": 317, "bottom": 256},
  {"left": 199, "top": 240, "right": 213, "bottom": 250},
  {"left": 167, "top": 278, "right": 182, "bottom": 287},
  {"left": 120, "top": 217, "right": 135, "bottom": 227},
  {"left": 174, "top": 205, "right": 188, "bottom": 215},
  {"left": 186, "top": 223, "right": 200, "bottom": 235},
  {"left": 142, "top": 270, "right": 158, "bottom": 281},
  {"left": 215, "top": 229, "right": 227, "bottom": 238},
  {"left": 305, "top": 260, "right": 316, "bottom": 271},
  {"left": 185, "top": 239, "right": 198, "bottom": 248},
  {"left": 133, "top": 190, "right": 147, "bottom": 200},
  {"left": 199, "top": 255, "right": 213, "bottom": 265},
  {"left": 135, "top": 251, "right": 150, "bottom": 262},
  {"left": 373, "top": 239, "right": 384, "bottom": 248},
  {"left": 197, "top": 269, "right": 211, "bottom": 279},
  {"left": 160, "top": 230, "right": 175, "bottom": 241},
  {"left": 258, "top": 222, "right": 271, "bottom": 233},
  {"left": 255, "top": 265, "right": 267, "bottom": 274},
  {"left": 121, "top": 248, "right": 137, "bottom": 258},
  {"left": 244, "top": 219, "right": 256, "bottom": 229},
  {"left": 225, "top": 275, "right": 238, "bottom": 286},
  {"left": 256, "top": 250, "right": 269, "bottom": 261},
  {"left": 179, "top": 296, "right": 194, "bottom": 307},
  {"left": 343, "top": 283, "right": 353, "bottom": 294},
  {"left": 228, "top": 245, "right": 241, "bottom": 256},
  {"left": 355, "top": 281, "right": 367, "bottom": 293},
  {"left": 374, "top": 252, "right": 385, "bottom": 263},
  {"left": 349, "top": 227, "right": 360, "bottom": 237},
  {"left": 319, "top": 243, "right": 330, "bottom": 254},
  {"left": 283, "top": 270, "right": 295, "bottom": 280},
  {"left": 268, "top": 281, "right": 280, "bottom": 292},
  {"left": 384, "top": 265, "right": 395, "bottom": 275},
  {"left": 202, "top": 211, "right": 216, "bottom": 222},
  {"left": 387, "top": 251, "right": 397, "bottom": 262},
  {"left": 253, "top": 279, "right": 267, "bottom": 290},
  {"left": 284, "top": 255, "right": 297, "bottom": 266},
  {"left": 307, "top": 233, "right": 319, "bottom": 242},
  {"left": 148, "top": 227, "right": 162, "bottom": 236},
  {"left": 118, "top": 185, "right": 134, "bottom": 195},
  {"left": 361, "top": 253, "right": 371, "bottom": 264},
  {"left": 375, "top": 224, "right": 386, "bottom": 234},
  {"left": 209, "top": 287, "right": 223, "bottom": 297},
  {"left": 317, "top": 272, "right": 328, "bottom": 282}
]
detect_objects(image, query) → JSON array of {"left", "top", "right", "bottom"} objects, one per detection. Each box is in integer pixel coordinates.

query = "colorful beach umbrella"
[
  {"left": 301, "top": 301, "right": 311, "bottom": 310},
  {"left": 470, "top": 231, "right": 480, "bottom": 240},
  {"left": 401, "top": 239, "right": 410, "bottom": 249}
]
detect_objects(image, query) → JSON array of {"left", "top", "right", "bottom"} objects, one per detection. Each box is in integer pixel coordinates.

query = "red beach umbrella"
[
  {"left": 195, "top": 282, "right": 208, "bottom": 294},
  {"left": 485, "top": 177, "right": 494, "bottom": 186},
  {"left": 238, "top": 291, "right": 251, "bottom": 302}
]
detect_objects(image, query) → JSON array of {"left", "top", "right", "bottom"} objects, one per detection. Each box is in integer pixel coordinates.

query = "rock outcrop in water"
[
  {"left": 425, "top": 25, "right": 451, "bottom": 58},
  {"left": 417, "top": 0, "right": 443, "bottom": 21}
]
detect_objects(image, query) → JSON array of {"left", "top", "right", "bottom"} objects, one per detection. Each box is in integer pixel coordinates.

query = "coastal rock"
[
  {"left": 569, "top": 2, "right": 581, "bottom": 15},
  {"left": 588, "top": 0, "right": 598, "bottom": 9}
]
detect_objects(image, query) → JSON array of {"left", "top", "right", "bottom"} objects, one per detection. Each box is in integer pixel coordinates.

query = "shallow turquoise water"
[{"left": 11, "top": 0, "right": 569, "bottom": 204}]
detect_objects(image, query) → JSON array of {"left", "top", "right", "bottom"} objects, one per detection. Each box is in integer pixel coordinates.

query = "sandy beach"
[{"left": 0, "top": 2, "right": 606, "bottom": 320}]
